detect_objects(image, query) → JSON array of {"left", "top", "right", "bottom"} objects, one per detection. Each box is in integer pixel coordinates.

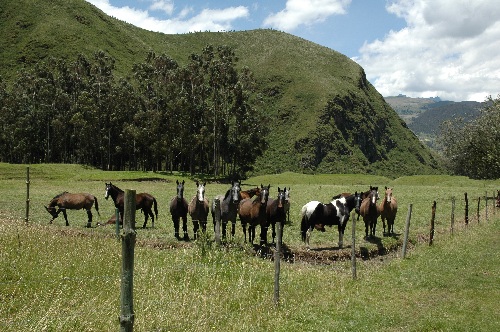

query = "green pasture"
[{"left": 1, "top": 163, "right": 499, "bottom": 331}]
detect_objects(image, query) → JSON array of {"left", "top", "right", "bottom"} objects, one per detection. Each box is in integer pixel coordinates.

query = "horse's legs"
[
  {"left": 86, "top": 209, "right": 92, "bottom": 228},
  {"left": 260, "top": 225, "right": 268, "bottom": 246},
  {"left": 381, "top": 216, "right": 386, "bottom": 235},
  {"left": 142, "top": 210, "right": 149, "bottom": 229},
  {"left": 62, "top": 209, "right": 69, "bottom": 226},
  {"left": 231, "top": 221, "right": 236, "bottom": 238},
  {"left": 193, "top": 220, "right": 200, "bottom": 240},
  {"left": 271, "top": 222, "right": 276, "bottom": 244},
  {"left": 338, "top": 223, "right": 344, "bottom": 248},
  {"left": 173, "top": 216, "right": 180, "bottom": 239},
  {"left": 242, "top": 222, "right": 247, "bottom": 242},
  {"left": 364, "top": 220, "right": 369, "bottom": 239},
  {"left": 182, "top": 215, "right": 189, "bottom": 240},
  {"left": 249, "top": 225, "right": 255, "bottom": 244},
  {"left": 221, "top": 221, "right": 227, "bottom": 239}
]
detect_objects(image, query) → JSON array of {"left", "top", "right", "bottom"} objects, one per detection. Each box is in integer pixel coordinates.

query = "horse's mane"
[
  {"left": 223, "top": 189, "right": 231, "bottom": 200},
  {"left": 52, "top": 191, "right": 68, "bottom": 200}
]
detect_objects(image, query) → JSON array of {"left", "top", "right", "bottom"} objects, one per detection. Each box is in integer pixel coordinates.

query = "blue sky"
[{"left": 86, "top": 1, "right": 500, "bottom": 102}]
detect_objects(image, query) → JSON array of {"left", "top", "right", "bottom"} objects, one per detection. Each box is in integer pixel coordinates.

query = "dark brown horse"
[
  {"left": 266, "top": 187, "right": 287, "bottom": 244},
  {"left": 104, "top": 182, "right": 158, "bottom": 229},
  {"left": 379, "top": 186, "right": 398, "bottom": 235},
  {"left": 239, "top": 184, "right": 270, "bottom": 245},
  {"left": 188, "top": 181, "right": 210, "bottom": 239},
  {"left": 240, "top": 186, "right": 261, "bottom": 200},
  {"left": 45, "top": 192, "right": 100, "bottom": 227},
  {"left": 211, "top": 180, "right": 241, "bottom": 239},
  {"left": 169, "top": 180, "right": 189, "bottom": 240},
  {"left": 359, "top": 186, "right": 380, "bottom": 238}
]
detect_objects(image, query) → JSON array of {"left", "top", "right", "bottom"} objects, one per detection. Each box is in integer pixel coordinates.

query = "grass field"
[{"left": 1, "top": 163, "right": 499, "bottom": 331}]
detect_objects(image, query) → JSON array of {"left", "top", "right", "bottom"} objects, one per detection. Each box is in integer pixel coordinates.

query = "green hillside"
[{"left": 0, "top": 0, "right": 443, "bottom": 177}]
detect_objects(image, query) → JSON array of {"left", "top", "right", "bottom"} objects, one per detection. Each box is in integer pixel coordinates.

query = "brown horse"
[
  {"left": 188, "top": 181, "right": 210, "bottom": 239},
  {"left": 266, "top": 187, "right": 287, "bottom": 244},
  {"left": 240, "top": 186, "right": 261, "bottom": 200},
  {"left": 359, "top": 186, "right": 380, "bottom": 238},
  {"left": 169, "top": 180, "right": 189, "bottom": 240},
  {"left": 379, "top": 186, "right": 398, "bottom": 235},
  {"left": 239, "top": 184, "right": 270, "bottom": 245},
  {"left": 104, "top": 182, "right": 158, "bottom": 229},
  {"left": 45, "top": 192, "right": 100, "bottom": 227}
]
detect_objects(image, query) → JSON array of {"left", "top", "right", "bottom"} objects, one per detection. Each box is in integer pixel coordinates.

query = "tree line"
[
  {"left": 0, "top": 45, "right": 268, "bottom": 177},
  {"left": 439, "top": 94, "right": 500, "bottom": 180}
]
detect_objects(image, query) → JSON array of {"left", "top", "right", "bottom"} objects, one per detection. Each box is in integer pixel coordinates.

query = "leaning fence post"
[
  {"left": 402, "top": 204, "right": 412, "bottom": 258},
  {"left": 429, "top": 201, "right": 436, "bottom": 246},
  {"left": 450, "top": 197, "right": 455, "bottom": 235},
  {"left": 214, "top": 198, "right": 221, "bottom": 246},
  {"left": 477, "top": 197, "right": 481, "bottom": 223},
  {"left": 120, "top": 189, "right": 136, "bottom": 332},
  {"left": 351, "top": 211, "right": 357, "bottom": 280},
  {"left": 25, "top": 166, "right": 30, "bottom": 223},
  {"left": 485, "top": 191, "right": 488, "bottom": 221},
  {"left": 274, "top": 220, "right": 283, "bottom": 306},
  {"left": 464, "top": 192, "right": 469, "bottom": 226}
]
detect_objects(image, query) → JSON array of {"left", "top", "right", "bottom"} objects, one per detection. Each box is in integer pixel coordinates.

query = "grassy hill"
[{"left": 0, "top": 0, "right": 443, "bottom": 177}]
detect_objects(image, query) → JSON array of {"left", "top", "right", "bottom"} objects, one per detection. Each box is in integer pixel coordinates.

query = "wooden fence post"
[
  {"left": 485, "top": 191, "right": 488, "bottom": 221},
  {"left": 214, "top": 198, "right": 221, "bottom": 246},
  {"left": 450, "top": 197, "right": 455, "bottom": 235},
  {"left": 351, "top": 211, "right": 357, "bottom": 280},
  {"left": 120, "top": 189, "right": 136, "bottom": 332},
  {"left": 477, "top": 197, "right": 481, "bottom": 223},
  {"left": 274, "top": 221, "right": 283, "bottom": 306},
  {"left": 429, "top": 201, "right": 436, "bottom": 246},
  {"left": 464, "top": 192, "right": 469, "bottom": 226},
  {"left": 402, "top": 204, "right": 412, "bottom": 258},
  {"left": 25, "top": 166, "right": 30, "bottom": 223}
]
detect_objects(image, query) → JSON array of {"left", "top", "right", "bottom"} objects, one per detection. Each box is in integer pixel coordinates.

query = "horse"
[
  {"left": 104, "top": 182, "right": 158, "bottom": 229},
  {"left": 300, "top": 192, "right": 361, "bottom": 249},
  {"left": 211, "top": 180, "right": 241, "bottom": 239},
  {"left": 379, "top": 186, "right": 398, "bottom": 235},
  {"left": 169, "top": 180, "right": 189, "bottom": 240},
  {"left": 359, "top": 186, "right": 380, "bottom": 238},
  {"left": 188, "top": 181, "right": 210, "bottom": 239},
  {"left": 332, "top": 189, "right": 371, "bottom": 221},
  {"left": 45, "top": 192, "right": 100, "bottom": 227},
  {"left": 240, "top": 186, "right": 261, "bottom": 200},
  {"left": 239, "top": 184, "right": 271, "bottom": 245},
  {"left": 266, "top": 187, "right": 287, "bottom": 244}
]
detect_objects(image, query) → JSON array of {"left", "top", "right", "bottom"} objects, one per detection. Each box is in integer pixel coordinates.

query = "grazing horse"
[
  {"left": 266, "top": 187, "right": 287, "bottom": 244},
  {"left": 359, "top": 186, "right": 380, "bottom": 238},
  {"left": 104, "top": 182, "right": 158, "bottom": 228},
  {"left": 211, "top": 180, "right": 241, "bottom": 239},
  {"left": 170, "top": 180, "right": 189, "bottom": 240},
  {"left": 239, "top": 184, "right": 271, "bottom": 245},
  {"left": 496, "top": 190, "right": 500, "bottom": 208},
  {"left": 45, "top": 192, "right": 100, "bottom": 227},
  {"left": 379, "top": 186, "right": 398, "bottom": 235},
  {"left": 301, "top": 192, "right": 361, "bottom": 249},
  {"left": 240, "top": 186, "right": 261, "bottom": 200},
  {"left": 188, "top": 181, "right": 210, "bottom": 239}
]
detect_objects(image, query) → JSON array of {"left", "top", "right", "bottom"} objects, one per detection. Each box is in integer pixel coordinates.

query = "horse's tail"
[
  {"left": 94, "top": 196, "right": 100, "bottom": 216},
  {"left": 300, "top": 205, "right": 308, "bottom": 242},
  {"left": 153, "top": 198, "right": 158, "bottom": 219}
]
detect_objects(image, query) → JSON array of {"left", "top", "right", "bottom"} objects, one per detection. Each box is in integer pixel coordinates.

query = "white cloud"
[
  {"left": 263, "top": 0, "right": 351, "bottom": 31},
  {"left": 86, "top": 0, "right": 249, "bottom": 34},
  {"left": 356, "top": 0, "right": 500, "bottom": 101}
]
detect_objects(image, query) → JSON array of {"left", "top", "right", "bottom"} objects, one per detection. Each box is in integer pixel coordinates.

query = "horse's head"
[
  {"left": 176, "top": 180, "right": 185, "bottom": 200},
  {"left": 384, "top": 186, "right": 394, "bottom": 203},
  {"left": 369, "top": 186, "right": 379, "bottom": 204},
  {"left": 230, "top": 180, "right": 241, "bottom": 204},
  {"left": 260, "top": 184, "right": 270, "bottom": 204},
  {"left": 354, "top": 191, "right": 362, "bottom": 214},
  {"left": 195, "top": 181, "right": 206, "bottom": 201},
  {"left": 276, "top": 187, "right": 286, "bottom": 208},
  {"left": 44, "top": 205, "right": 58, "bottom": 219},
  {"left": 104, "top": 182, "right": 112, "bottom": 200}
]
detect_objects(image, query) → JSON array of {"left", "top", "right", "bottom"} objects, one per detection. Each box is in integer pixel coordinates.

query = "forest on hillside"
[{"left": 0, "top": 46, "right": 268, "bottom": 177}]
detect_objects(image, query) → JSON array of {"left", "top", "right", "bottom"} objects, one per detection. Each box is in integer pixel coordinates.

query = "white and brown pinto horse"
[
  {"left": 300, "top": 192, "right": 361, "bottom": 249},
  {"left": 45, "top": 192, "right": 100, "bottom": 227},
  {"left": 379, "top": 186, "right": 398, "bottom": 235},
  {"left": 188, "top": 181, "right": 210, "bottom": 239}
]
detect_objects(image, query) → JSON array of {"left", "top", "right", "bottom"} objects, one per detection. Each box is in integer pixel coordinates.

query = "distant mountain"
[{"left": 0, "top": 0, "right": 444, "bottom": 176}]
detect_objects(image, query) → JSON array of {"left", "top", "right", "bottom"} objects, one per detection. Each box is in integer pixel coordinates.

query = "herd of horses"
[{"left": 44, "top": 183, "right": 500, "bottom": 249}]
